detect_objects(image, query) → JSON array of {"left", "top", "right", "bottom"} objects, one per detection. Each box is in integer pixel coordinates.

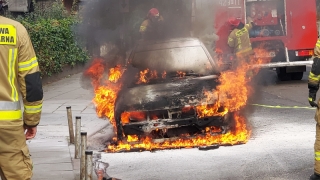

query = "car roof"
[{"left": 134, "top": 38, "right": 204, "bottom": 52}]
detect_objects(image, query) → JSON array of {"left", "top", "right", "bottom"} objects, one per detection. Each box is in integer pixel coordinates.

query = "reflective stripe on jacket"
[
  {"left": 0, "top": 16, "right": 43, "bottom": 126},
  {"left": 0, "top": 101, "right": 21, "bottom": 120}
]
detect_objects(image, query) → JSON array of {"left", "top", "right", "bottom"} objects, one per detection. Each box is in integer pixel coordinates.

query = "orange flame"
[
  {"left": 85, "top": 58, "right": 105, "bottom": 89},
  {"left": 106, "top": 113, "right": 250, "bottom": 152},
  {"left": 86, "top": 58, "right": 125, "bottom": 127},
  {"left": 109, "top": 65, "right": 122, "bottom": 83},
  {"left": 137, "top": 69, "right": 167, "bottom": 84},
  {"left": 196, "top": 48, "right": 271, "bottom": 115},
  {"left": 93, "top": 86, "right": 119, "bottom": 126},
  {"left": 177, "top": 71, "right": 186, "bottom": 78},
  {"left": 137, "top": 69, "right": 149, "bottom": 84},
  {"left": 121, "top": 112, "right": 130, "bottom": 124},
  {"left": 196, "top": 104, "right": 228, "bottom": 118},
  {"left": 120, "top": 111, "right": 150, "bottom": 124},
  {"left": 127, "top": 135, "right": 139, "bottom": 142},
  {"left": 162, "top": 71, "right": 167, "bottom": 79}
]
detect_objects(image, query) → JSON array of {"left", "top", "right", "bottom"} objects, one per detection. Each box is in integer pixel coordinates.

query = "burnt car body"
[{"left": 114, "top": 38, "right": 232, "bottom": 140}]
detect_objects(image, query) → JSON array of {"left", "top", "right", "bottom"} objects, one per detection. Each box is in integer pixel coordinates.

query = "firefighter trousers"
[{"left": 0, "top": 120, "right": 33, "bottom": 180}]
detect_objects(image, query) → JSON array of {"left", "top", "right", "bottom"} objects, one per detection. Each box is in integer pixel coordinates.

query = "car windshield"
[{"left": 131, "top": 46, "right": 217, "bottom": 76}]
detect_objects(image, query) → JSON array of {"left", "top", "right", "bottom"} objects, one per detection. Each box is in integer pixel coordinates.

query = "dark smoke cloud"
[
  {"left": 77, "top": 0, "right": 203, "bottom": 89},
  {"left": 77, "top": 0, "right": 194, "bottom": 51}
]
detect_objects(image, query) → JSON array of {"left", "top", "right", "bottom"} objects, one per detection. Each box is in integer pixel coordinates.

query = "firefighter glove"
[{"left": 309, "top": 91, "right": 318, "bottom": 108}]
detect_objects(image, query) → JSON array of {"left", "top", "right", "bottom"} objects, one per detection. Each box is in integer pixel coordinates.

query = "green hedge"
[{"left": 12, "top": 1, "right": 90, "bottom": 76}]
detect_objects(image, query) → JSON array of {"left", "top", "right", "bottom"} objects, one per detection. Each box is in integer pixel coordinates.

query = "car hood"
[{"left": 115, "top": 75, "right": 220, "bottom": 112}]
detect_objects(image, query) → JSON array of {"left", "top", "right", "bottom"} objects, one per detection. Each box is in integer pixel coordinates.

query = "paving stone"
[
  {"left": 56, "top": 105, "right": 88, "bottom": 111},
  {"left": 42, "top": 103, "right": 63, "bottom": 112},
  {"left": 81, "top": 108, "right": 97, "bottom": 114},
  {"left": 31, "top": 151, "right": 71, "bottom": 159},
  {"left": 29, "top": 146, "right": 70, "bottom": 153},
  {"left": 32, "top": 170, "right": 75, "bottom": 180},
  {"left": 53, "top": 110, "right": 83, "bottom": 115},
  {"left": 32, "top": 156, "right": 72, "bottom": 165}
]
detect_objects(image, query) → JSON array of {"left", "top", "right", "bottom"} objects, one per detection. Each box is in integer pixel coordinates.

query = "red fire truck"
[{"left": 212, "top": 0, "right": 318, "bottom": 81}]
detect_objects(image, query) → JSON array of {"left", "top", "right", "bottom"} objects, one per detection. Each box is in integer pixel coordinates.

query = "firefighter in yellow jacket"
[
  {"left": 0, "top": 16, "right": 43, "bottom": 179},
  {"left": 227, "top": 17, "right": 255, "bottom": 66},
  {"left": 309, "top": 39, "right": 320, "bottom": 180},
  {"left": 139, "top": 8, "right": 164, "bottom": 40}
]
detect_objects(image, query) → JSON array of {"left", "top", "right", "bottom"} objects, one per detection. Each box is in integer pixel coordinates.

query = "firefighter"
[
  {"left": 0, "top": 16, "right": 43, "bottom": 179},
  {"left": 139, "top": 8, "right": 164, "bottom": 40},
  {"left": 227, "top": 17, "right": 255, "bottom": 66},
  {"left": 309, "top": 39, "right": 320, "bottom": 180}
]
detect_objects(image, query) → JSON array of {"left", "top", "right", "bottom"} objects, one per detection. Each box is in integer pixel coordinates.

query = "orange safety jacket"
[{"left": 0, "top": 16, "right": 43, "bottom": 126}]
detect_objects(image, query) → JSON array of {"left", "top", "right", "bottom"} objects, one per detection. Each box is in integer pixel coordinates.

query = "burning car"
[{"left": 114, "top": 38, "right": 234, "bottom": 141}]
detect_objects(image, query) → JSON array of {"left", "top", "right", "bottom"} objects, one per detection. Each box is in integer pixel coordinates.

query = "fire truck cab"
[{"left": 213, "top": 0, "right": 318, "bottom": 81}]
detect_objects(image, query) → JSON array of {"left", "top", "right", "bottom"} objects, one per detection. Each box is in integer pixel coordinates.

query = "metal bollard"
[
  {"left": 85, "top": 150, "right": 93, "bottom": 180},
  {"left": 75, "top": 116, "right": 81, "bottom": 159},
  {"left": 66, "top": 106, "right": 75, "bottom": 144},
  {"left": 80, "top": 132, "right": 87, "bottom": 180}
]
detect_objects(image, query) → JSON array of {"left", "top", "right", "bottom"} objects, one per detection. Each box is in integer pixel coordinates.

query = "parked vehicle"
[{"left": 114, "top": 38, "right": 233, "bottom": 140}]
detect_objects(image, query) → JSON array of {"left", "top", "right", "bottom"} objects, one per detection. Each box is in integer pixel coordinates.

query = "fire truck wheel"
[
  {"left": 276, "top": 68, "right": 291, "bottom": 81},
  {"left": 291, "top": 72, "right": 304, "bottom": 80}
]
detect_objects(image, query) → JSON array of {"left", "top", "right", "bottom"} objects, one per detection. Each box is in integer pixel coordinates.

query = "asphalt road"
[{"left": 96, "top": 68, "right": 317, "bottom": 180}]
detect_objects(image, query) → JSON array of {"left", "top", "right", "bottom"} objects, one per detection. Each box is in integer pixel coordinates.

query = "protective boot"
[{"left": 310, "top": 173, "right": 320, "bottom": 180}]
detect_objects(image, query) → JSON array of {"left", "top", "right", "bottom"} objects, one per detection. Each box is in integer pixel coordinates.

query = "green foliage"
[{"left": 11, "top": 1, "right": 89, "bottom": 76}]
